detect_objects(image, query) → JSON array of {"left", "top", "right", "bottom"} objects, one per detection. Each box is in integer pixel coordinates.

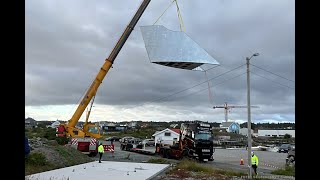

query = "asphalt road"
[{"left": 98, "top": 142, "right": 292, "bottom": 178}]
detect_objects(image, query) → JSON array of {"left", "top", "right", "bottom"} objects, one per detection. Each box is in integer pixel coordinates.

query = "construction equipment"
[
  {"left": 119, "top": 121, "right": 215, "bottom": 162},
  {"left": 213, "top": 102, "right": 259, "bottom": 122},
  {"left": 56, "top": 0, "right": 151, "bottom": 156},
  {"left": 157, "top": 121, "right": 215, "bottom": 162}
]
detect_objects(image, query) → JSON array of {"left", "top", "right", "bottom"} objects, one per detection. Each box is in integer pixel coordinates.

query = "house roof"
[
  {"left": 170, "top": 128, "right": 180, "bottom": 134},
  {"left": 152, "top": 128, "right": 180, "bottom": 137},
  {"left": 220, "top": 122, "right": 240, "bottom": 128},
  {"left": 25, "top": 118, "right": 36, "bottom": 123},
  {"left": 220, "top": 122, "right": 233, "bottom": 128},
  {"left": 51, "top": 121, "right": 60, "bottom": 126},
  {"left": 106, "top": 123, "right": 116, "bottom": 127}
]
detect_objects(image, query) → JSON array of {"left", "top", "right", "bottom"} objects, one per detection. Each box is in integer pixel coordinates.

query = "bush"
[
  {"left": 55, "top": 137, "right": 70, "bottom": 145},
  {"left": 25, "top": 152, "right": 48, "bottom": 166},
  {"left": 284, "top": 134, "right": 292, "bottom": 139}
]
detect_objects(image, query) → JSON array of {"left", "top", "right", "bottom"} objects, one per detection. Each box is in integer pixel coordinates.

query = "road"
[
  {"left": 99, "top": 142, "right": 293, "bottom": 179},
  {"left": 211, "top": 148, "right": 288, "bottom": 174}
]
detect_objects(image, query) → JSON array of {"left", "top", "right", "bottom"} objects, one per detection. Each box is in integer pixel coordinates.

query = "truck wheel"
[
  {"left": 165, "top": 149, "right": 171, "bottom": 159},
  {"left": 162, "top": 149, "right": 167, "bottom": 158},
  {"left": 159, "top": 149, "right": 163, "bottom": 157}
]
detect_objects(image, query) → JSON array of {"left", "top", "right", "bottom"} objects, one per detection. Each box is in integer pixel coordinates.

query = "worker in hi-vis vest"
[
  {"left": 98, "top": 143, "right": 104, "bottom": 163},
  {"left": 251, "top": 152, "right": 259, "bottom": 176}
]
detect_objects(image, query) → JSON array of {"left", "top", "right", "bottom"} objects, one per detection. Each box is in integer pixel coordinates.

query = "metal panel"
[{"left": 140, "top": 25, "right": 220, "bottom": 71}]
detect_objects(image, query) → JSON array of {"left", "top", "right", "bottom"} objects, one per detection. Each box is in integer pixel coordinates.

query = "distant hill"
[
  {"left": 240, "top": 122, "right": 295, "bottom": 130},
  {"left": 26, "top": 117, "right": 294, "bottom": 130}
]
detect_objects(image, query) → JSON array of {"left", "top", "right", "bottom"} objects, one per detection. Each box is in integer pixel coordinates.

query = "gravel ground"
[{"left": 96, "top": 142, "right": 295, "bottom": 180}]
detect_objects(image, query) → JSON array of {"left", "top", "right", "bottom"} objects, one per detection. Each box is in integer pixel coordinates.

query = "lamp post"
[{"left": 246, "top": 53, "right": 259, "bottom": 178}]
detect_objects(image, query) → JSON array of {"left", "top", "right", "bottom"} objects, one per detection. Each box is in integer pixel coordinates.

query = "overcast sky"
[{"left": 25, "top": 0, "right": 295, "bottom": 124}]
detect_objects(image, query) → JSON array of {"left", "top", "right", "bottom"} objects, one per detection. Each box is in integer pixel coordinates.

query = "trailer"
[{"left": 120, "top": 122, "right": 215, "bottom": 162}]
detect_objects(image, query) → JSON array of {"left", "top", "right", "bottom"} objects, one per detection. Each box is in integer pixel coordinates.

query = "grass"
[
  {"left": 147, "top": 158, "right": 170, "bottom": 164},
  {"left": 271, "top": 166, "right": 295, "bottom": 177},
  {"left": 25, "top": 152, "right": 57, "bottom": 175},
  {"left": 166, "top": 159, "right": 247, "bottom": 178},
  {"left": 54, "top": 146, "right": 78, "bottom": 166},
  {"left": 25, "top": 145, "right": 94, "bottom": 176}
]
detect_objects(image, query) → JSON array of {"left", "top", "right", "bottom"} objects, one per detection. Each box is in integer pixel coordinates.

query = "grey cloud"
[{"left": 26, "top": 0, "right": 294, "bottom": 123}]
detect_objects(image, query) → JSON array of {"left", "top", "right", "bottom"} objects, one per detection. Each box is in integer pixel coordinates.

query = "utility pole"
[
  {"left": 246, "top": 53, "right": 259, "bottom": 179},
  {"left": 213, "top": 102, "right": 259, "bottom": 122}
]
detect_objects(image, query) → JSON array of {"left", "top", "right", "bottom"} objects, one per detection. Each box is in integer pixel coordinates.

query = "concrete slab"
[{"left": 25, "top": 161, "right": 170, "bottom": 180}]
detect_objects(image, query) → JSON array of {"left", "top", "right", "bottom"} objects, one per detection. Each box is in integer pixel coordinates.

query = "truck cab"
[
  {"left": 158, "top": 122, "right": 215, "bottom": 162},
  {"left": 182, "top": 122, "right": 214, "bottom": 161}
]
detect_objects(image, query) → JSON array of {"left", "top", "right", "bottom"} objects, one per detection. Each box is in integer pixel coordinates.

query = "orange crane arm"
[{"left": 63, "top": 0, "right": 151, "bottom": 136}]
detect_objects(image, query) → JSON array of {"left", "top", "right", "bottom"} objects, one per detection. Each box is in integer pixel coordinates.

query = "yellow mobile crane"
[{"left": 56, "top": 0, "right": 151, "bottom": 155}]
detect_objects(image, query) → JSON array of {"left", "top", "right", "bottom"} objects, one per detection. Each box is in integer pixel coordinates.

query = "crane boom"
[{"left": 58, "top": 0, "right": 151, "bottom": 138}]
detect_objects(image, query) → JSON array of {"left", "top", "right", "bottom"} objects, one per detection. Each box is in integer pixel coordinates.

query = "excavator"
[{"left": 56, "top": 0, "right": 151, "bottom": 156}]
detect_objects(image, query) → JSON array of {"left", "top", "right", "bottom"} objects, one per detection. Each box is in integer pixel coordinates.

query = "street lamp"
[{"left": 246, "top": 52, "right": 259, "bottom": 179}]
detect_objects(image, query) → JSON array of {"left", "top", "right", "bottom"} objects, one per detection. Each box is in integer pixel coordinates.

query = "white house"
[
  {"left": 152, "top": 128, "right": 180, "bottom": 146},
  {"left": 220, "top": 122, "right": 240, "bottom": 134},
  {"left": 128, "top": 121, "right": 137, "bottom": 129},
  {"left": 239, "top": 128, "right": 252, "bottom": 136},
  {"left": 47, "top": 120, "right": 60, "bottom": 128},
  {"left": 258, "top": 129, "right": 295, "bottom": 138},
  {"left": 25, "top": 118, "right": 37, "bottom": 128}
]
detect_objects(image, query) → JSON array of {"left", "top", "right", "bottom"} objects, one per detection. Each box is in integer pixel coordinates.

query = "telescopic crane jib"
[{"left": 56, "top": 0, "right": 151, "bottom": 139}]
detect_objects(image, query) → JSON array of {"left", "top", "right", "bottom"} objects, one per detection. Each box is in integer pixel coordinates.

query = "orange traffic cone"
[{"left": 240, "top": 158, "right": 244, "bottom": 165}]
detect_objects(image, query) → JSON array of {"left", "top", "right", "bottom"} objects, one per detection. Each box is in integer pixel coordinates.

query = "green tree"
[{"left": 284, "top": 134, "right": 292, "bottom": 139}]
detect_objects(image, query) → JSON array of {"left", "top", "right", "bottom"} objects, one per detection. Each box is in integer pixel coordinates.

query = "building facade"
[
  {"left": 257, "top": 129, "right": 295, "bottom": 138},
  {"left": 152, "top": 128, "right": 180, "bottom": 146},
  {"left": 220, "top": 122, "right": 240, "bottom": 134}
]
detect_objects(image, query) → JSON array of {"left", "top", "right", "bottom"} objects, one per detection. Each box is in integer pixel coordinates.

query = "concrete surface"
[{"left": 25, "top": 161, "right": 170, "bottom": 180}]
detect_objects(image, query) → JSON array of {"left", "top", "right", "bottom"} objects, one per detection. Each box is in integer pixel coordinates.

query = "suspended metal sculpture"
[{"left": 140, "top": 25, "right": 220, "bottom": 71}]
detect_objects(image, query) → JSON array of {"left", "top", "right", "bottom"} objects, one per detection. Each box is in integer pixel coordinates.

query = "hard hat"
[{"left": 251, "top": 152, "right": 254, "bottom": 155}]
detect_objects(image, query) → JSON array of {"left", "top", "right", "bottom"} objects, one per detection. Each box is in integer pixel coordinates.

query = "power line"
[
  {"left": 162, "top": 71, "right": 247, "bottom": 101},
  {"left": 250, "top": 63, "right": 294, "bottom": 83},
  {"left": 251, "top": 71, "right": 295, "bottom": 90},
  {"left": 154, "top": 64, "right": 246, "bottom": 102}
]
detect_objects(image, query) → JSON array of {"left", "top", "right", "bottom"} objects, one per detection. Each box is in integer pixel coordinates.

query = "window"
[
  {"left": 88, "top": 126, "right": 99, "bottom": 134},
  {"left": 165, "top": 132, "right": 171, "bottom": 136}
]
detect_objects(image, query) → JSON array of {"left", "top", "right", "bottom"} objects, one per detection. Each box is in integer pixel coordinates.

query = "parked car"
[
  {"left": 286, "top": 148, "right": 295, "bottom": 166},
  {"left": 142, "top": 139, "right": 155, "bottom": 146},
  {"left": 105, "top": 136, "right": 120, "bottom": 141},
  {"left": 278, "top": 144, "right": 294, "bottom": 153}
]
